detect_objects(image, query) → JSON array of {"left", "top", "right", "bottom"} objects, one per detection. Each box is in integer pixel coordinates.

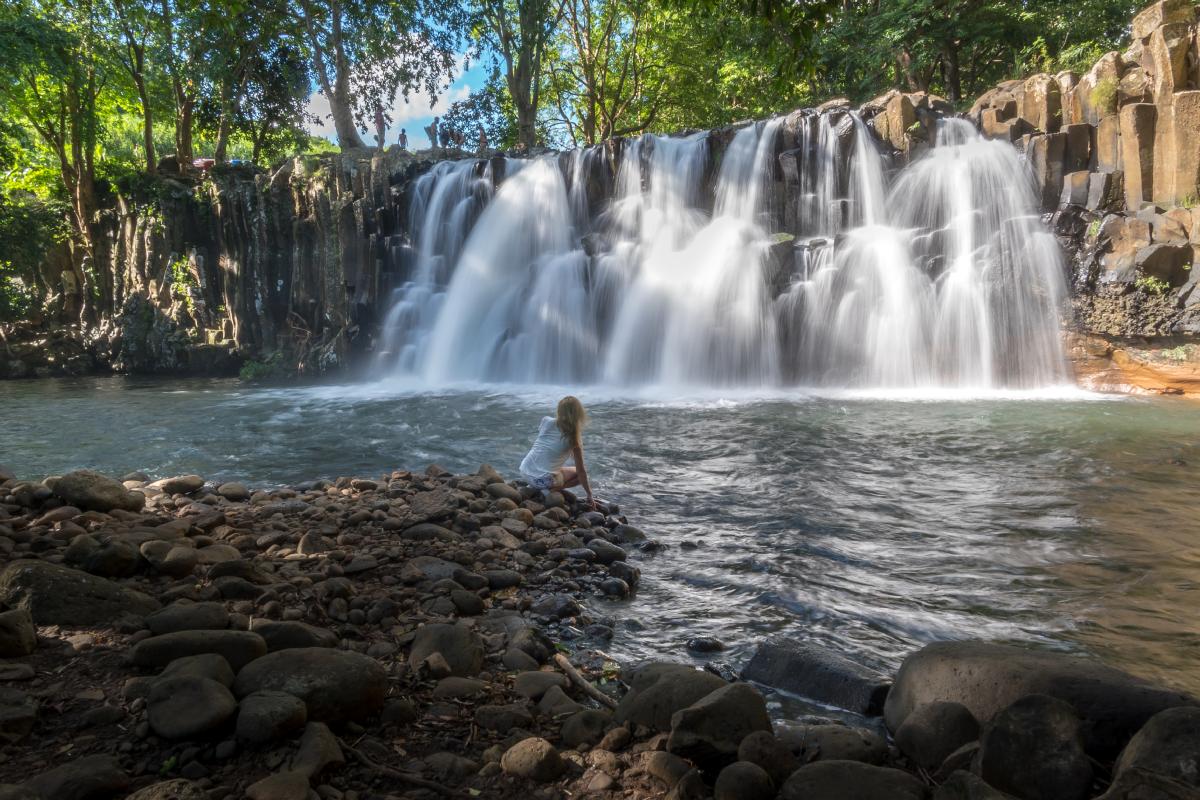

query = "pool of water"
[{"left": 3, "top": 376, "right": 1199, "bottom": 696}]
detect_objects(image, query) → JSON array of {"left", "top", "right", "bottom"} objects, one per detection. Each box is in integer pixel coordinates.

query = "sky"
[{"left": 304, "top": 55, "right": 489, "bottom": 150}]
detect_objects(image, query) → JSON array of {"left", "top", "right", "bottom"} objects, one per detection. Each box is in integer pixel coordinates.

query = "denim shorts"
[{"left": 526, "top": 472, "right": 560, "bottom": 491}]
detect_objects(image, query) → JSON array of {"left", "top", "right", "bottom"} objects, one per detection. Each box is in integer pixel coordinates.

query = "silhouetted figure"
[
  {"left": 397, "top": 129, "right": 408, "bottom": 150},
  {"left": 425, "top": 117, "right": 439, "bottom": 153}
]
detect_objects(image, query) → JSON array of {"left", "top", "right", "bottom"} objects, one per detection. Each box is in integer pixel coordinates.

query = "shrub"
[{"left": 1090, "top": 77, "right": 1119, "bottom": 115}]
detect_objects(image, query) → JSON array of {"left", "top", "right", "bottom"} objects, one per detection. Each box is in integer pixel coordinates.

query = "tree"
[
  {"left": 109, "top": 0, "right": 159, "bottom": 171},
  {"left": 473, "top": 0, "right": 563, "bottom": 150},
  {"left": 541, "top": 0, "right": 667, "bottom": 146},
  {"left": 439, "top": 78, "right": 519, "bottom": 150},
  {"left": 0, "top": 0, "right": 108, "bottom": 320},
  {"left": 298, "top": 0, "right": 463, "bottom": 149}
]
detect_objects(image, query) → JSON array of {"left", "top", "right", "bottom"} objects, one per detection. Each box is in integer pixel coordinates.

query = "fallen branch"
[
  {"left": 339, "top": 738, "right": 466, "bottom": 798},
  {"left": 554, "top": 652, "right": 618, "bottom": 710}
]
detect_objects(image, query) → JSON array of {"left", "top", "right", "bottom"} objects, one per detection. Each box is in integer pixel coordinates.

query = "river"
[{"left": 2, "top": 376, "right": 1199, "bottom": 698}]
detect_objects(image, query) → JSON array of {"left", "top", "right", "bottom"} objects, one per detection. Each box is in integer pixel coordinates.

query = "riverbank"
[{"left": 1, "top": 463, "right": 1198, "bottom": 799}]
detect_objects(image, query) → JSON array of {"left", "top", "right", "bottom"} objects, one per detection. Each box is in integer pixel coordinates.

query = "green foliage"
[
  {"left": 1087, "top": 218, "right": 1102, "bottom": 238},
  {"left": 1136, "top": 275, "right": 1171, "bottom": 295},
  {"left": 0, "top": 190, "right": 65, "bottom": 321},
  {"left": 1091, "top": 77, "right": 1119, "bottom": 115},
  {"left": 238, "top": 351, "right": 286, "bottom": 381},
  {"left": 440, "top": 79, "right": 518, "bottom": 149}
]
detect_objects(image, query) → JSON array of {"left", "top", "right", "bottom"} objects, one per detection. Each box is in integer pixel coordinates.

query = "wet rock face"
[
  {"left": 885, "top": 640, "right": 1198, "bottom": 760},
  {"left": 978, "top": 694, "right": 1093, "bottom": 800}
]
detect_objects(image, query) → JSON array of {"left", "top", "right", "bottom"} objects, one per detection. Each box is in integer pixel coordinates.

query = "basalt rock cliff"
[{"left": 4, "top": 0, "right": 1199, "bottom": 393}]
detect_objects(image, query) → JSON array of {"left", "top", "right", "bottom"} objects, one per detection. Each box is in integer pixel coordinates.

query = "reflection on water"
[{"left": 2, "top": 377, "right": 1199, "bottom": 694}]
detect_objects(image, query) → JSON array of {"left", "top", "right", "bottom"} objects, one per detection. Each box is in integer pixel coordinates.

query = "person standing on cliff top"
[
  {"left": 520, "top": 396, "right": 597, "bottom": 510},
  {"left": 398, "top": 129, "right": 408, "bottom": 150}
]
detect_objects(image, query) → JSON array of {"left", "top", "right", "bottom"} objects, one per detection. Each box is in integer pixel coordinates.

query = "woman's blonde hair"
[{"left": 556, "top": 396, "right": 587, "bottom": 447}]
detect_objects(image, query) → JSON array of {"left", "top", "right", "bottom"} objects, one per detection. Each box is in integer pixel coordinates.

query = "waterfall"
[
  {"left": 377, "top": 112, "right": 1068, "bottom": 391},
  {"left": 374, "top": 160, "right": 490, "bottom": 372}
]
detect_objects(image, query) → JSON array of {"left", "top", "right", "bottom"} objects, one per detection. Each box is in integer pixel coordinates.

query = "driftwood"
[
  {"left": 554, "top": 652, "right": 618, "bottom": 710},
  {"left": 339, "top": 738, "right": 466, "bottom": 798}
]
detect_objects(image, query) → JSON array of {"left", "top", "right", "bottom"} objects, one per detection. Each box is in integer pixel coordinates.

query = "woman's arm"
[{"left": 572, "top": 445, "right": 596, "bottom": 509}]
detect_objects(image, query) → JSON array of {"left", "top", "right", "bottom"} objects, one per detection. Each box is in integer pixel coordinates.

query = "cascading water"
[
  {"left": 374, "top": 160, "right": 491, "bottom": 372},
  {"left": 378, "top": 112, "right": 1068, "bottom": 391}
]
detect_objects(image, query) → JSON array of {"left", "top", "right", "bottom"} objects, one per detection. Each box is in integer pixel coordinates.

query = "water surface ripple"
[{"left": 2, "top": 377, "right": 1199, "bottom": 695}]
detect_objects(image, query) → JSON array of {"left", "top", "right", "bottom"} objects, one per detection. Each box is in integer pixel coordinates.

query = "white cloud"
[{"left": 305, "top": 51, "right": 476, "bottom": 150}]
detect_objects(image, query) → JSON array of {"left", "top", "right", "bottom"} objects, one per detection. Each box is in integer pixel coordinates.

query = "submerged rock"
[{"left": 743, "top": 638, "right": 890, "bottom": 716}]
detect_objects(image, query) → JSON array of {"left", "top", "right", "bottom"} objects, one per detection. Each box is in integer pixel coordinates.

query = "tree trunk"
[
  {"left": 135, "top": 76, "right": 156, "bottom": 172},
  {"left": 328, "top": 81, "right": 365, "bottom": 149},
  {"left": 516, "top": 102, "right": 537, "bottom": 150},
  {"left": 944, "top": 41, "right": 962, "bottom": 104},
  {"left": 214, "top": 78, "right": 234, "bottom": 163},
  {"left": 175, "top": 94, "right": 195, "bottom": 166}
]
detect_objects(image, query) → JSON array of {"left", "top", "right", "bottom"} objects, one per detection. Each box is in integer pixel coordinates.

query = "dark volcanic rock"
[
  {"left": 501, "top": 737, "right": 563, "bottom": 781},
  {"left": 52, "top": 470, "right": 145, "bottom": 512},
  {"left": 236, "top": 691, "right": 308, "bottom": 743},
  {"left": 0, "top": 689, "right": 38, "bottom": 744},
  {"left": 934, "top": 771, "right": 1015, "bottom": 800},
  {"left": 24, "top": 755, "right": 129, "bottom": 800},
  {"left": 615, "top": 662, "right": 727, "bottom": 732},
  {"left": 1111, "top": 706, "right": 1200, "bottom": 790},
  {"left": 0, "top": 561, "right": 160, "bottom": 625},
  {"left": 738, "top": 730, "right": 800, "bottom": 787},
  {"left": 885, "top": 641, "right": 1196, "bottom": 758},
  {"left": 776, "top": 722, "right": 888, "bottom": 765},
  {"left": 978, "top": 694, "right": 1092, "bottom": 800},
  {"left": 714, "top": 761, "right": 775, "bottom": 800},
  {"left": 0, "top": 609, "right": 37, "bottom": 657},
  {"left": 145, "top": 602, "right": 230, "bottom": 635},
  {"left": 667, "top": 682, "right": 772, "bottom": 767},
  {"left": 233, "top": 648, "right": 386, "bottom": 722},
  {"left": 743, "top": 638, "right": 890, "bottom": 716},
  {"left": 147, "top": 676, "right": 238, "bottom": 739},
  {"left": 409, "top": 623, "right": 484, "bottom": 677},
  {"left": 132, "top": 630, "right": 267, "bottom": 672},
  {"left": 779, "top": 760, "right": 926, "bottom": 800},
  {"left": 895, "top": 700, "right": 980, "bottom": 771},
  {"left": 250, "top": 619, "right": 338, "bottom": 651}
]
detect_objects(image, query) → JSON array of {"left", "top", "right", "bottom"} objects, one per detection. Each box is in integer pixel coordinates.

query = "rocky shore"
[{"left": 1, "top": 463, "right": 1198, "bottom": 800}]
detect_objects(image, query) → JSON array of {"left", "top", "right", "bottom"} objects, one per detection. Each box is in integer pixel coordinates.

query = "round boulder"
[
  {"left": 233, "top": 648, "right": 386, "bottom": 723},
  {"left": 978, "top": 694, "right": 1092, "bottom": 800},
  {"left": 236, "top": 691, "right": 308, "bottom": 743},
  {"left": 895, "top": 701, "right": 980, "bottom": 771},
  {"left": 147, "top": 676, "right": 237, "bottom": 739},
  {"left": 780, "top": 760, "right": 926, "bottom": 800},
  {"left": 1112, "top": 706, "right": 1200, "bottom": 789},
  {"left": 501, "top": 737, "right": 563, "bottom": 782},
  {"left": 408, "top": 623, "right": 483, "bottom": 677},
  {"left": 715, "top": 761, "right": 775, "bottom": 800},
  {"left": 52, "top": 469, "right": 144, "bottom": 512},
  {"left": 667, "top": 682, "right": 772, "bottom": 767}
]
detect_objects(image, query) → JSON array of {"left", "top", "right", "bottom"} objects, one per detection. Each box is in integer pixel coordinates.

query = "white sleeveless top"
[{"left": 520, "top": 416, "right": 573, "bottom": 478}]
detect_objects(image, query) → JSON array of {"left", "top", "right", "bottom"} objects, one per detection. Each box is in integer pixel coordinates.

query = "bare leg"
[{"left": 558, "top": 467, "right": 580, "bottom": 489}]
